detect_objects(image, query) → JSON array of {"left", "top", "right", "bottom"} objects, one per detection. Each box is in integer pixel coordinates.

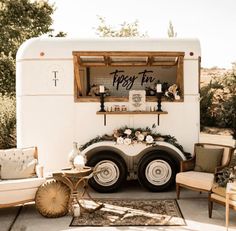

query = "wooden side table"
[
  {"left": 226, "top": 183, "right": 236, "bottom": 230},
  {"left": 53, "top": 167, "right": 103, "bottom": 215}
]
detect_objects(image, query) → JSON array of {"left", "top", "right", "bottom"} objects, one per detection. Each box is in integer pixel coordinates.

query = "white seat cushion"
[
  {"left": 176, "top": 171, "right": 214, "bottom": 191},
  {"left": 0, "top": 177, "right": 45, "bottom": 192}
]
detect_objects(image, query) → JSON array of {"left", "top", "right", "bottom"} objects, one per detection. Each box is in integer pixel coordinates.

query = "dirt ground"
[{"left": 201, "top": 126, "right": 233, "bottom": 136}]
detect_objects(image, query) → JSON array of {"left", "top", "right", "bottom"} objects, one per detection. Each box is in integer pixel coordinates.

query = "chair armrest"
[
  {"left": 180, "top": 157, "right": 195, "bottom": 172},
  {"left": 36, "top": 164, "right": 44, "bottom": 178}
]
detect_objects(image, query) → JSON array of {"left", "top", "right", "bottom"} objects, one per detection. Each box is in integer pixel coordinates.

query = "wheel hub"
[
  {"left": 94, "top": 160, "right": 120, "bottom": 186},
  {"left": 145, "top": 160, "right": 172, "bottom": 186}
]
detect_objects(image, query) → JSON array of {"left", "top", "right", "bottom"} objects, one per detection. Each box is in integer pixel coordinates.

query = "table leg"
[
  {"left": 75, "top": 180, "right": 103, "bottom": 212},
  {"left": 68, "top": 192, "right": 78, "bottom": 215},
  {"left": 226, "top": 193, "right": 229, "bottom": 230}
]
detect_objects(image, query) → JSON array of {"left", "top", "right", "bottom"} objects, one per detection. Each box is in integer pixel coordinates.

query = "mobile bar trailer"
[{"left": 16, "top": 38, "right": 201, "bottom": 192}]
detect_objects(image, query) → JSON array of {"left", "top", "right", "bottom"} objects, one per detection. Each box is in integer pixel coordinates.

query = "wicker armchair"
[{"left": 176, "top": 143, "right": 235, "bottom": 200}]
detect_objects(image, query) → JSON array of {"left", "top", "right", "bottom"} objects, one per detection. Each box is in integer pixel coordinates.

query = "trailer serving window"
[{"left": 73, "top": 51, "right": 184, "bottom": 102}]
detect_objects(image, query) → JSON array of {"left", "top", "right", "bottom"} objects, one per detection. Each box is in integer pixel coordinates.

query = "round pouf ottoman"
[{"left": 35, "top": 180, "right": 70, "bottom": 218}]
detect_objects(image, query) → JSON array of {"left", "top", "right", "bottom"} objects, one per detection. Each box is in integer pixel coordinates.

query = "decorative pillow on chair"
[
  {"left": 194, "top": 146, "right": 224, "bottom": 173},
  {"left": 0, "top": 158, "right": 37, "bottom": 180}
]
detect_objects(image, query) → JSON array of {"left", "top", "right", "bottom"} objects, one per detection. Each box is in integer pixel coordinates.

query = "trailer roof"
[{"left": 16, "top": 37, "right": 201, "bottom": 61}]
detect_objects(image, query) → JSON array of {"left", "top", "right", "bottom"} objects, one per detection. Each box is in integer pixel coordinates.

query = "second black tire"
[{"left": 138, "top": 152, "right": 177, "bottom": 192}]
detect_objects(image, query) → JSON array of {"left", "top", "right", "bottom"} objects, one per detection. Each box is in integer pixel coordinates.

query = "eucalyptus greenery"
[
  {"left": 215, "top": 154, "right": 236, "bottom": 187},
  {"left": 79, "top": 126, "right": 191, "bottom": 159}
]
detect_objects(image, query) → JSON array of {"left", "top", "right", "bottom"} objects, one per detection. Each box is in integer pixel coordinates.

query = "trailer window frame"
[{"left": 72, "top": 51, "right": 185, "bottom": 102}]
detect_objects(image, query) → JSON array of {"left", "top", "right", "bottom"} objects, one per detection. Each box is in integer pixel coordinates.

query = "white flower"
[
  {"left": 117, "top": 137, "right": 124, "bottom": 144},
  {"left": 124, "top": 138, "right": 132, "bottom": 145},
  {"left": 137, "top": 134, "right": 145, "bottom": 141},
  {"left": 146, "top": 135, "right": 154, "bottom": 144},
  {"left": 124, "top": 129, "right": 132, "bottom": 135},
  {"left": 135, "top": 131, "right": 141, "bottom": 137},
  {"left": 174, "top": 94, "right": 180, "bottom": 100},
  {"left": 113, "top": 129, "right": 119, "bottom": 138}
]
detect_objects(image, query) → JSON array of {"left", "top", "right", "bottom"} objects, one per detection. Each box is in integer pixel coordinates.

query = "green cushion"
[{"left": 194, "top": 146, "right": 223, "bottom": 173}]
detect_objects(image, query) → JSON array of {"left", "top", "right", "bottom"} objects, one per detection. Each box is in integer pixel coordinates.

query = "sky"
[{"left": 48, "top": 0, "right": 236, "bottom": 68}]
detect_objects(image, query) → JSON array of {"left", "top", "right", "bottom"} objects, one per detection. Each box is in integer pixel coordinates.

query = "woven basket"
[{"left": 35, "top": 180, "right": 70, "bottom": 218}]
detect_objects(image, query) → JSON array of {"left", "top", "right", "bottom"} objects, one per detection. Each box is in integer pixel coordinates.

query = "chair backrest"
[
  {"left": 194, "top": 143, "right": 235, "bottom": 167},
  {"left": 0, "top": 147, "right": 38, "bottom": 162}
]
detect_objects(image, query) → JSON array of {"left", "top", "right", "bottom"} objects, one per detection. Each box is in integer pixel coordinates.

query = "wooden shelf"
[
  {"left": 75, "top": 96, "right": 184, "bottom": 103},
  {"left": 96, "top": 111, "right": 168, "bottom": 126},
  {"left": 96, "top": 111, "right": 168, "bottom": 115}
]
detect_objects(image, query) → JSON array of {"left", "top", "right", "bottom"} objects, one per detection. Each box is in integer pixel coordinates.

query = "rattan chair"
[{"left": 176, "top": 143, "right": 235, "bottom": 201}]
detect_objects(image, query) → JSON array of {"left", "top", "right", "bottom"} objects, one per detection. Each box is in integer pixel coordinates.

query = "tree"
[
  {"left": 200, "top": 65, "right": 236, "bottom": 138},
  {"left": 0, "top": 0, "right": 66, "bottom": 95},
  {"left": 167, "top": 21, "right": 177, "bottom": 38},
  {"left": 0, "top": 52, "right": 15, "bottom": 95},
  {"left": 0, "top": 0, "right": 54, "bottom": 56},
  {"left": 95, "top": 16, "right": 147, "bottom": 37}
]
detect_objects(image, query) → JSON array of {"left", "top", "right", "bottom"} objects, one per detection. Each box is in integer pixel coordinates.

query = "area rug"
[{"left": 70, "top": 199, "right": 185, "bottom": 226}]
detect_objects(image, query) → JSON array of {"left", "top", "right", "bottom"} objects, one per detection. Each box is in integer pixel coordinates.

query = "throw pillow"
[
  {"left": 194, "top": 146, "right": 224, "bottom": 173},
  {"left": 0, "top": 158, "right": 37, "bottom": 180}
]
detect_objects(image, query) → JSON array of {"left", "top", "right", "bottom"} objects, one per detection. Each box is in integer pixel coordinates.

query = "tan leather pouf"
[{"left": 35, "top": 180, "right": 70, "bottom": 218}]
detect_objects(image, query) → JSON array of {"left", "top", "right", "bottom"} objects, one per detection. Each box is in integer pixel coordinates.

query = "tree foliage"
[
  {"left": 0, "top": 0, "right": 65, "bottom": 95},
  {"left": 0, "top": 94, "right": 16, "bottom": 149},
  {"left": 0, "top": 0, "right": 55, "bottom": 57},
  {"left": 200, "top": 65, "right": 236, "bottom": 138},
  {"left": 95, "top": 16, "right": 147, "bottom": 37},
  {"left": 0, "top": 52, "right": 15, "bottom": 95}
]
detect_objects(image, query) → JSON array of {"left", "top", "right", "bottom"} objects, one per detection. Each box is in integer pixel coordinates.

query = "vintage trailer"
[{"left": 16, "top": 38, "right": 201, "bottom": 192}]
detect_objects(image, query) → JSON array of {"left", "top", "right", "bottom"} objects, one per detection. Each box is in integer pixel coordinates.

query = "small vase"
[
  {"left": 74, "top": 153, "right": 87, "bottom": 171},
  {"left": 68, "top": 142, "right": 79, "bottom": 168}
]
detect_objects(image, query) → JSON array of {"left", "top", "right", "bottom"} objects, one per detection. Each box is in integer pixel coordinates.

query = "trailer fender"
[{"left": 136, "top": 141, "right": 186, "bottom": 163}]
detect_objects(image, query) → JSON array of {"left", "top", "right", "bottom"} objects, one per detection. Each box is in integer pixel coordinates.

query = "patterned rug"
[{"left": 70, "top": 199, "right": 185, "bottom": 226}]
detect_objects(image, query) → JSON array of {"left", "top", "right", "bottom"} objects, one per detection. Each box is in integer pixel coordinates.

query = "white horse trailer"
[{"left": 16, "top": 38, "right": 201, "bottom": 192}]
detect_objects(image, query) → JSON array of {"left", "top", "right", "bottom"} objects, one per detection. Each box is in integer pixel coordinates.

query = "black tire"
[
  {"left": 87, "top": 152, "right": 127, "bottom": 193},
  {"left": 138, "top": 151, "right": 177, "bottom": 192}
]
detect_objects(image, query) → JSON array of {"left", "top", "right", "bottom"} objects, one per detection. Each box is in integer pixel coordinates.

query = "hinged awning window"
[
  {"left": 72, "top": 51, "right": 185, "bottom": 102},
  {"left": 72, "top": 51, "right": 184, "bottom": 67}
]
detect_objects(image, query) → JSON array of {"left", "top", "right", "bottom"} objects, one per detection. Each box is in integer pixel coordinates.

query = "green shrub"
[
  {"left": 200, "top": 83, "right": 215, "bottom": 128},
  {"left": 0, "top": 94, "right": 16, "bottom": 148},
  {"left": 0, "top": 52, "right": 15, "bottom": 95},
  {"left": 200, "top": 68, "right": 236, "bottom": 138}
]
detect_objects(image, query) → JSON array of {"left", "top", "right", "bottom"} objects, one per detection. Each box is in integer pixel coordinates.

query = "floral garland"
[{"left": 79, "top": 127, "right": 191, "bottom": 159}]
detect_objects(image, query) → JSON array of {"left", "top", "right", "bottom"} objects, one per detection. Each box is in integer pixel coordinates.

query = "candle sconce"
[
  {"left": 156, "top": 92, "right": 163, "bottom": 112},
  {"left": 99, "top": 93, "right": 106, "bottom": 112}
]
